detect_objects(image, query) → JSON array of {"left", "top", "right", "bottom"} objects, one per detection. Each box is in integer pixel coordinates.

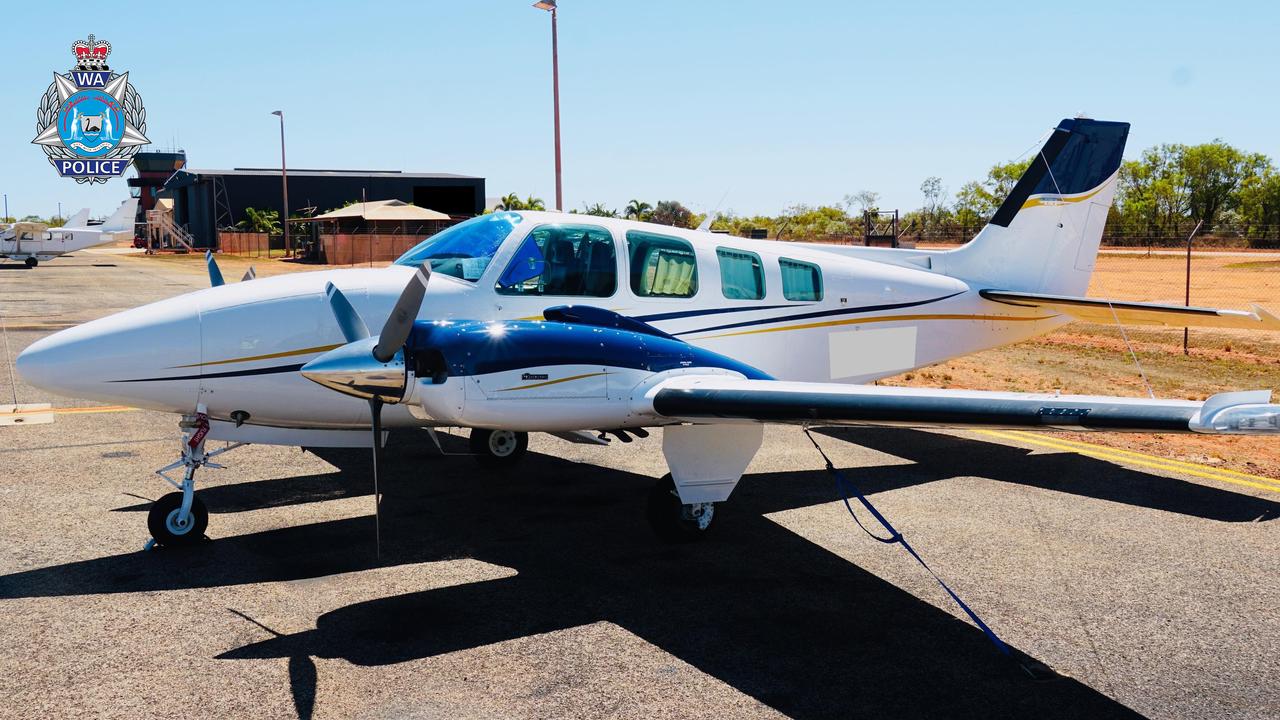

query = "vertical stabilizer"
[
  {"left": 99, "top": 198, "right": 139, "bottom": 232},
  {"left": 62, "top": 208, "right": 90, "bottom": 229},
  {"left": 934, "top": 118, "right": 1129, "bottom": 295}
]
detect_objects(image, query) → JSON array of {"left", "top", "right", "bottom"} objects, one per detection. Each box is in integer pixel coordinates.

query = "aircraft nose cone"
[
  {"left": 300, "top": 338, "right": 406, "bottom": 403},
  {"left": 15, "top": 300, "right": 201, "bottom": 409}
]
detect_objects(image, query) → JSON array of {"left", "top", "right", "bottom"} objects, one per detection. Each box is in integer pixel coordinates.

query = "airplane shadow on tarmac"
[{"left": 6, "top": 428, "right": 1278, "bottom": 719}]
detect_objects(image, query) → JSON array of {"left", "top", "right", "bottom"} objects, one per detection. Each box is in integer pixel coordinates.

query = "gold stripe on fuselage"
[
  {"left": 691, "top": 313, "right": 1058, "bottom": 340},
  {"left": 495, "top": 371, "right": 607, "bottom": 392},
  {"left": 169, "top": 343, "right": 344, "bottom": 369}
]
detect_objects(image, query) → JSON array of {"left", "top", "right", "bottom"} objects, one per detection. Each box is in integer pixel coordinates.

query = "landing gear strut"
[
  {"left": 147, "top": 405, "right": 244, "bottom": 548},
  {"left": 469, "top": 429, "right": 528, "bottom": 467},
  {"left": 646, "top": 474, "right": 716, "bottom": 542}
]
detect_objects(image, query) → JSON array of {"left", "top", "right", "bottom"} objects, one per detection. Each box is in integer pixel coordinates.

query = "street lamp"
[
  {"left": 533, "top": 0, "right": 563, "bottom": 211},
  {"left": 271, "top": 110, "right": 290, "bottom": 256}
]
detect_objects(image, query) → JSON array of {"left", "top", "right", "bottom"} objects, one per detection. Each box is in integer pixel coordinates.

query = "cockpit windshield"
[{"left": 393, "top": 212, "right": 522, "bottom": 281}]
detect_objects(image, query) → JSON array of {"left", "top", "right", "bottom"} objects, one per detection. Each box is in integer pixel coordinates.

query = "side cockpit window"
[
  {"left": 394, "top": 212, "right": 521, "bottom": 281},
  {"left": 627, "top": 231, "right": 698, "bottom": 298},
  {"left": 496, "top": 224, "right": 616, "bottom": 297}
]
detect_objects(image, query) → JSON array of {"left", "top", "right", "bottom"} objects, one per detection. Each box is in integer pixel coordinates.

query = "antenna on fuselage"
[{"left": 696, "top": 188, "right": 732, "bottom": 232}]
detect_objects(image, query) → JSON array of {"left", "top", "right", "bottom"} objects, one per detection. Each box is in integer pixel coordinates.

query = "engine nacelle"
[{"left": 402, "top": 310, "right": 771, "bottom": 431}]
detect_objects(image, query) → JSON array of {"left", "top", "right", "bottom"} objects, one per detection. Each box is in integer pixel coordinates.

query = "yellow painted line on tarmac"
[
  {"left": 4, "top": 405, "right": 138, "bottom": 417},
  {"left": 973, "top": 429, "right": 1280, "bottom": 494}
]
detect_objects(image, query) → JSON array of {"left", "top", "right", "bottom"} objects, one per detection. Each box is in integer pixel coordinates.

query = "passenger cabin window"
[
  {"left": 716, "top": 247, "right": 765, "bottom": 300},
  {"left": 394, "top": 212, "right": 521, "bottom": 281},
  {"left": 626, "top": 231, "right": 698, "bottom": 298},
  {"left": 496, "top": 224, "right": 616, "bottom": 296},
  {"left": 780, "top": 258, "right": 823, "bottom": 301}
]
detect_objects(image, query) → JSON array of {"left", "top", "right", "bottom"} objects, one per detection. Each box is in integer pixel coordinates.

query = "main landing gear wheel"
[
  {"left": 646, "top": 474, "right": 716, "bottom": 542},
  {"left": 470, "top": 429, "right": 528, "bottom": 467},
  {"left": 24, "top": 257, "right": 38, "bottom": 268},
  {"left": 147, "top": 492, "right": 208, "bottom": 547}
]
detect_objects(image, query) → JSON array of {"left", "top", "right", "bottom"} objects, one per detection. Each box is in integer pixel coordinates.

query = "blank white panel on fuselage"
[{"left": 828, "top": 326, "right": 917, "bottom": 380}]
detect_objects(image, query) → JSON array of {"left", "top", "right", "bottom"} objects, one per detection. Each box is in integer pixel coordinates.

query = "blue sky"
[{"left": 2, "top": 0, "right": 1277, "bottom": 220}]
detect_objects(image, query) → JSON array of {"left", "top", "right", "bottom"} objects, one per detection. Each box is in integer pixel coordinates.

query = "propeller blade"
[
  {"left": 368, "top": 397, "right": 383, "bottom": 559},
  {"left": 241, "top": 266, "right": 256, "bottom": 282},
  {"left": 205, "top": 250, "right": 225, "bottom": 287},
  {"left": 373, "top": 264, "right": 430, "bottom": 363},
  {"left": 324, "top": 282, "right": 370, "bottom": 343}
]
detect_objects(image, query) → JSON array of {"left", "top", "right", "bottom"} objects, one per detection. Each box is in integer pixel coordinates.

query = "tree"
[
  {"left": 1237, "top": 169, "right": 1280, "bottom": 245},
  {"left": 919, "top": 176, "right": 946, "bottom": 228},
  {"left": 649, "top": 200, "right": 694, "bottom": 228},
  {"left": 624, "top": 199, "right": 652, "bottom": 220},
  {"left": 494, "top": 193, "right": 524, "bottom": 211},
  {"left": 237, "top": 207, "right": 282, "bottom": 234},
  {"left": 844, "top": 190, "right": 880, "bottom": 215},
  {"left": 775, "top": 204, "right": 853, "bottom": 241},
  {"left": 523, "top": 195, "right": 546, "bottom": 211},
  {"left": 1179, "top": 141, "right": 1268, "bottom": 229},
  {"left": 953, "top": 159, "right": 1032, "bottom": 220},
  {"left": 580, "top": 202, "right": 618, "bottom": 217}
]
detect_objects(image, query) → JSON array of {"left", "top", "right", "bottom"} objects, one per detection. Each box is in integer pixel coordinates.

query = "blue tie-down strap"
[{"left": 804, "top": 429, "right": 1012, "bottom": 658}]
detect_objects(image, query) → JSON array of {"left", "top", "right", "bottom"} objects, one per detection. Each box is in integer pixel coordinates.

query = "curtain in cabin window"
[
  {"left": 780, "top": 258, "right": 823, "bottom": 301},
  {"left": 627, "top": 231, "right": 699, "bottom": 298},
  {"left": 716, "top": 248, "right": 765, "bottom": 300}
]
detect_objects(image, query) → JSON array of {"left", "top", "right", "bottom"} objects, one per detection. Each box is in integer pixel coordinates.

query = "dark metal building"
[{"left": 160, "top": 168, "right": 485, "bottom": 248}]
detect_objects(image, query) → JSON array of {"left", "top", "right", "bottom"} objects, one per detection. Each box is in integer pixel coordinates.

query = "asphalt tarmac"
[{"left": 2, "top": 251, "right": 1278, "bottom": 719}]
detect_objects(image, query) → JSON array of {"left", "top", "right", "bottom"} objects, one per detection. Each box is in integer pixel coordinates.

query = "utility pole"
[
  {"left": 271, "top": 110, "right": 290, "bottom": 257},
  {"left": 534, "top": 1, "right": 563, "bottom": 211}
]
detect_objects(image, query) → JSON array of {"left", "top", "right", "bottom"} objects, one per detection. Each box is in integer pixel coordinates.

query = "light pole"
[
  {"left": 271, "top": 110, "right": 290, "bottom": 257},
  {"left": 533, "top": 0, "right": 562, "bottom": 211}
]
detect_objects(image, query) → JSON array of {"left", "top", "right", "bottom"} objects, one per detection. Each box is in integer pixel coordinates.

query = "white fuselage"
[
  {"left": 17, "top": 212, "right": 1068, "bottom": 430},
  {"left": 0, "top": 224, "right": 127, "bottom": 262}
]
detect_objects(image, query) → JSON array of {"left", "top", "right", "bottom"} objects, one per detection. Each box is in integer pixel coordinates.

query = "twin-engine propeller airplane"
[{"left": 16, "top": 118, "right": 1280, "bottom": 549}]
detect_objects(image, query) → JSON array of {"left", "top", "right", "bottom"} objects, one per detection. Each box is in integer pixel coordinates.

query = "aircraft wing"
[
  {"left": 642, "top": 376, "right": 1280, "bottom": 435},
  {"left": 981, "top": 290, "right": 1280, "bottom": 331}
]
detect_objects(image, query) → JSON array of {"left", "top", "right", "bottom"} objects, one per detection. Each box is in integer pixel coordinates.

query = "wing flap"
[
  {"left": 644, "top": 377, "right": 1280, "bottom": 435},
  {"left": 980, "top": 289, "right": 1280, "bottom": 331}
]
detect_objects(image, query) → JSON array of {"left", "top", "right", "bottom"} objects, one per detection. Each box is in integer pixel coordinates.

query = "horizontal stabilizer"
[{"left": 980, "top": 290, "right": 1280, "bottom": 331}]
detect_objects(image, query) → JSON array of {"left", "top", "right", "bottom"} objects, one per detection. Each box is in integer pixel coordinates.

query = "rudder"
[{"left": 935, "top": 118, "right": 1130, "bottom": 296}]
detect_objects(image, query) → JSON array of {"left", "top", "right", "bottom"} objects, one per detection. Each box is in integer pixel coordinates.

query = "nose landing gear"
[{"left": 146, "top": 405, "right": 245, "bottom": 549}]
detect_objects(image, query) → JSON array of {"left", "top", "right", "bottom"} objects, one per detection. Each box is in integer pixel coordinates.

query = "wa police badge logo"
[{"left": 31, "top": 34, "right": 150, "bottom": 184}]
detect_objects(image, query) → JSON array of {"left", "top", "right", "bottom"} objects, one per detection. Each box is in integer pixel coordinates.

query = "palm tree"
[
  {"left": 494, "top": 193, "right": 524, "bottom": 211},
  {"left": 524, "top": 195, "right": 546, "bottom": 211},
  {"left": 624, "top": 199, "right": 652, "bottom": 220},
  {"left": 237, "top": 207, "right": 282, "bottom": 234},
  {"left": 581, "top": 202, "right": 618, "bottom": 217}
]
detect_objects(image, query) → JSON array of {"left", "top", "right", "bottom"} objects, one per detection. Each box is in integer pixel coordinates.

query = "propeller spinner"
[{"left": 300, "top": 264, "right": 430, "bottom": 404}]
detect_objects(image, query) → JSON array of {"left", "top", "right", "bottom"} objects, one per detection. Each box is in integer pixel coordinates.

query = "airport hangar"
[{"left": 128, "top": 152, "right": 486, "bottom": 249}]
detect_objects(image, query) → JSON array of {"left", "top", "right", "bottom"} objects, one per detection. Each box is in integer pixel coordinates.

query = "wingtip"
[{"left": 1250, "top": 304, "right": 1280, "bottom": 331}]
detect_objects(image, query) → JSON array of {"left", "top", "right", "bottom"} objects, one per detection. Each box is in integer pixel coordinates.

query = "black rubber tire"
[
  {"left": 147, "top": 492, "right": 208, "bottom": 547},
  {"left": 469, "top": 429, "right": 529, "bottom": 467},
  {"left": 24, "top": 257, "right": 38, "bottom": 268},
  {"left": 646, "top": 474, "right": 716, "bottom": 543}
]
